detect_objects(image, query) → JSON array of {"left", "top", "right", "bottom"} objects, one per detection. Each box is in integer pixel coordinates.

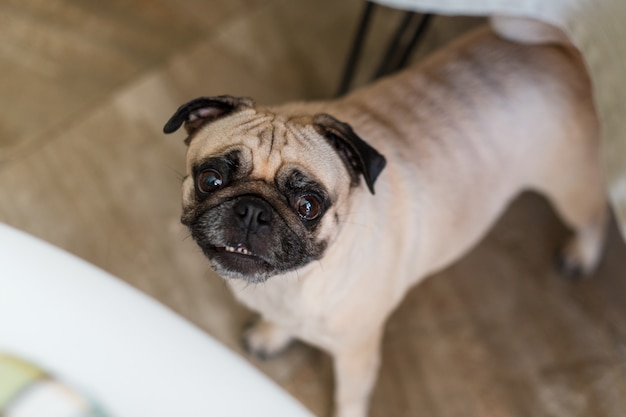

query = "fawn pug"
[{"left": 164, "top": 22, "right": 607, "bottom": 417}]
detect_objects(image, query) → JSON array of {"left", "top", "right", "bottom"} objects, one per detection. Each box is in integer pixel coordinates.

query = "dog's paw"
[
  {"left": 556, "top": 248, "right": 584, "bottom": 279},
  {"left": 556, "top": 208, "right": 608, "bottom": 280},
  {"left": 555, "top": 234, "right": 600, "bottom": 279},
  {"left": 242, "top": 318, "right": 294, "bottom": 360}
]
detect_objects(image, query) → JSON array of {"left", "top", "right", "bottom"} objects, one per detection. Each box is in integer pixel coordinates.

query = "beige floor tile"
[
  {"left": 213, "top": 0, "right": 363, "bottom": 100},
  {"left": 0, "top": 0, "right": 264, "bottom": 156}
]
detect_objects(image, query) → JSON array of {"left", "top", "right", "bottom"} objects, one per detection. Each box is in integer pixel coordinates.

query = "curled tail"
[{"left": 490, "top": 16, "right": 571, "bottom": 46}]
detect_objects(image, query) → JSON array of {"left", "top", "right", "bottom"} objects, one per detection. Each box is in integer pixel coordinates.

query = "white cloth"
[{"left": 373, "top": 0, "right": 626, "bottom": 240}]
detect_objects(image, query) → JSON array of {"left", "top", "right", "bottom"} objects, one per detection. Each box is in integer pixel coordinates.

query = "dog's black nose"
[{"left": 233, "top": 197, "right": 272, "bottom": 233}]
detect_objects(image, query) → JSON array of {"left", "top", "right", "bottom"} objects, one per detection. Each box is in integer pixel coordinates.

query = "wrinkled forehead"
[{"left": 186, "top": 109, "right": 343, "bottom": 186}]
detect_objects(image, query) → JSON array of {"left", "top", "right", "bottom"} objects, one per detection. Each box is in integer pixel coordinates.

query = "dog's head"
[{"left": 164, "top": 95, "right": 386, "bottom": 283}]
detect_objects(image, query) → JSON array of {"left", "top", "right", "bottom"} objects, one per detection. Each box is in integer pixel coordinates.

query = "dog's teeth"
[{"left": 224, "top": 245, "right": 252, "bottom": 255}]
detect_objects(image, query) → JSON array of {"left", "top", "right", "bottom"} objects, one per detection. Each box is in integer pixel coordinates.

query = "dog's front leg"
[{"left": 332, "top": 330, "right": 383, "bottom": 417}]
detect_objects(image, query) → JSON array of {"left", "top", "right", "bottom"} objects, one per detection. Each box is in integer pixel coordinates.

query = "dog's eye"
[
  {"left": 295, "top": 195, "right": 322, "bottom": 221},
  {"left": 197, "top": 169, "right": 223, "bottom": 194}
]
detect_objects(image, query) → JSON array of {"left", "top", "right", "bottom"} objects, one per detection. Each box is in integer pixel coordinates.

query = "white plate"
[{"left": 0, "top": 223, "right": 313, "bottom": 417}]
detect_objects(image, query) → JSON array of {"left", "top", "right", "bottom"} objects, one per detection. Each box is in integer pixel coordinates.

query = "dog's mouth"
[
  {"left": 214, "top": 244, "right": 257, "bottom": 257},
  {"left": 205, "top": 243, "right": 276, "bottom": 280}
]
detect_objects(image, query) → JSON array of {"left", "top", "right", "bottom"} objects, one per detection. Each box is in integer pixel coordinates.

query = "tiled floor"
[{"left": 1, "top": 1, "right": 625, "bottom": 416}]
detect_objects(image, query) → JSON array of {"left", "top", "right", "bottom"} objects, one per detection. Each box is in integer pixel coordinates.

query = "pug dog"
[{"left": 164, "top": 22, "right": 607, "bottom": 417}]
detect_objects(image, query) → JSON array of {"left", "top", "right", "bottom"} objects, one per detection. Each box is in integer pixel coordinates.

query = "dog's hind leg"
[{"left": 536, "top": 146, "right": 609, "bottom": 278}]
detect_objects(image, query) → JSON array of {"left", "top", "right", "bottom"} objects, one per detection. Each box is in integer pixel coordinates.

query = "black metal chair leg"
[
  {"left": 375, "top": 13, "right": 433, "bottom": 79},
  {"left": 373, "top": 11, "right": 417, "bottom": 79},
  {"left": 336, "top": 1, "right": 376, "bottom": 96},
  {"left": 395, "top": 13, "right": 433, "bottom": 71},
  {"left": 336, "top": 3, "right": 434, "bottom": 95}
]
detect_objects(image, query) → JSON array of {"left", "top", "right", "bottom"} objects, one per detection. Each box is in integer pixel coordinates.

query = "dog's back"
[{"left": 327, "top": 26, "right": 604, "bottom": 283}]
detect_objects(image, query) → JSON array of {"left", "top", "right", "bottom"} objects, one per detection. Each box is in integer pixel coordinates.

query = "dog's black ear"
[
  {"left": 313, "top": 113, "right": 386, "bottom": 195},
  {"left": 163, "top": 95, "right": 254, "bottom": 144}
]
